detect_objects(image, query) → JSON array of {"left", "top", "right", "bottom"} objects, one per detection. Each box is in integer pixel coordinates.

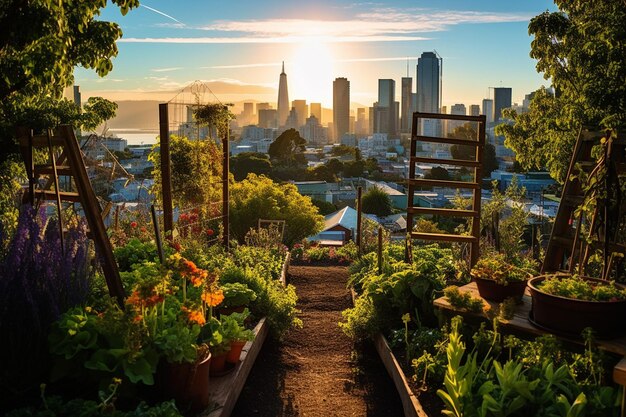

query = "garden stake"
[
  {"left": 378, "top": 226, "right": 383, "bottom": 274},
  {"left": 151, "top": 204, "right": 164, "bottom": 263}
]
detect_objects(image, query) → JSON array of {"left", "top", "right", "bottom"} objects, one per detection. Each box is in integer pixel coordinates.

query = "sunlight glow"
[{"left": 289, "top": 39, "right": 335, "bottom": 107}]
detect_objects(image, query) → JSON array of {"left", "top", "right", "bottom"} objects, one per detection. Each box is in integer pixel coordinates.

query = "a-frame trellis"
[{"left": 406, "top": 112, "right": 486, "bottom": 267}]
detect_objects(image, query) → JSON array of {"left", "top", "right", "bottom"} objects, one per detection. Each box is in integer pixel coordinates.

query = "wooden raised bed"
[
  {"left": 203, "top": 317, "right": 268, "bottom": 417},
  {"left": 374, "top": 333, "right": 429, "bottom": 417}
]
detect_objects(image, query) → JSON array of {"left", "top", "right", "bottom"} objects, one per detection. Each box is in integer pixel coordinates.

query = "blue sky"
[{"left": 76, "top": 0, "right": 557, "bottom": 108}]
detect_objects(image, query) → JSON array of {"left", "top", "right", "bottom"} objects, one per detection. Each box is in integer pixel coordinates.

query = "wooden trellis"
[{"left": 406, "top": 112, "right": 486, "bottom": 267}]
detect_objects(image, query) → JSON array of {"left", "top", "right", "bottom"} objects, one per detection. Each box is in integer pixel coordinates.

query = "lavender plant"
[{"left": 0, "top": 205, "right": 92, "bottom": 406}]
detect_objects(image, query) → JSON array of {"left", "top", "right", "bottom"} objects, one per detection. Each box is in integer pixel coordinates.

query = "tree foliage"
[
  {"left": 231, "top": 152, "right": 272, "bottom": 181},
  {"left": 193, "top": 103, "right": 235, "bottom": 141},
  {"left": 149, "top": 136, "right": 223, "bottom": 215},
  {"left": 361, "top": 186, "right": 392, "bottom": 217},
  {"left": 306, "top": 165, "right": 337, "bottom": 183},
  {"left": 268, "top": 128, "right": 306, "bottom": 167},
  {"left": 496, "top": 2, "right": 626, "bottom": 182},
  {"left": 229, "top": 174, "right": 323, "bottom": 246}
]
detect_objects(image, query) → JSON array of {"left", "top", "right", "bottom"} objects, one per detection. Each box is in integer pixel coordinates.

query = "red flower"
[
  {"left": 130, "top": 221, "right": 138, "bottom": 228},
  {"left": 206, "top": 229, "right": 214, "bottom": 236}
]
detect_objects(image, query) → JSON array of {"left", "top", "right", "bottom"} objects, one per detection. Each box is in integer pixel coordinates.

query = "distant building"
[
  {"left": 401, "top": 77, "right": 413, "bottom": 133},
  {"left": 310, "top": 102, "right": 322, "bottom": 123},
  {"left": 416, "top": 51, "right": 442, "bottom": 137},
  {"left": 285, "top": 107, "right": 299, "bottom": 130},
  {"left": 277, "top": 62, "right": 290, "bottom": 127},
  {"left": 449, "top": 104, "right": 467, "bottom": 133},
  {"left": 333, "top": 77, "right": 350, "bottom": 144},
  {"left": 374, "top": 79, "right": 397, "bottom": 137},
  {"left": 469, "top": 104, "right": 480, "bottom": 116},
  {"left": 300, "top": 115, "right": 327, "bottom": 145},
  {"left": 493, "top": 87, "right": 512, "bottom": 123},
  {"left": 355, "top": 107, "right": 368, "bottom": 136},
  {"left": 258, "top": 109, "right": 277, "bottom": 128},
  {"left": 292, "top": 99, "right": 308, "bottom": 128},
  {"left": 482, "top": 99, "right": 494, "bottom": 124}
]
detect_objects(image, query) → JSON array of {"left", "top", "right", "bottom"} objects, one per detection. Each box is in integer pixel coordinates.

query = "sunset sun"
[{"left": 290, "top": 39, "right": 335, "bottom": 106}]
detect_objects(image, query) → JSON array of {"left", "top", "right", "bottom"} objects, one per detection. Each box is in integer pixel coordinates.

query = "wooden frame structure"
[
  {"left": 16, "top": 125, "right": 125, "bottom": 306},
  {"left": 406, "top": 112, "right": 486, "bottom": 267}
]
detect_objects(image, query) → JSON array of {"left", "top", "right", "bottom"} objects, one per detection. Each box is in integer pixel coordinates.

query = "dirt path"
[{"left": 232, "top": 265, "right": 403, "bottom": 417}]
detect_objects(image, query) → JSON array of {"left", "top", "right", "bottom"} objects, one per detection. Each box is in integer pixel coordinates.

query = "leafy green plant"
[
  {"left": 220, "top": 309, "right": 255, "bottom": 343},
  {"left": 470, "top": 253, "right": 530, "bottom": 285},
  {"left": 443, "top": 286, "right": 484, "bottom": 313},
  {"left": 221, "top": 282, "right": 257, "bottom": 308},
  {"left": 114, "top": 239, "right": 162, "bottom": 272},
  {"left": 539, "top": 275, "right": 626, "bottom": 301}
]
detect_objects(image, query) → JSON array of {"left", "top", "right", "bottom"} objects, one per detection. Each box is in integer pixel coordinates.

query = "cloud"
[
  {"left": 151, "top": 67, "right": 183, "bottom": 72},
  {"left": 207, "top": 56, "right": 419, "bottom": 70},
  {"left": 119, "top": 7, "right": 529, "bottom": 44}
]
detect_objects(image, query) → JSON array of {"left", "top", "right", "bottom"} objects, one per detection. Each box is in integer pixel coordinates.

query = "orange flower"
[
  {"left": 189, "top": 269, "right": 208, "bottom": 287},
  {"left": 133, "top": 314, "right": 143, "bottom": 323},
  {"left": 202, "top": 289, "right": 225, "bottom": 307},
  {"left": 182, "top": 307, "right": 206, "bottom": 326}
]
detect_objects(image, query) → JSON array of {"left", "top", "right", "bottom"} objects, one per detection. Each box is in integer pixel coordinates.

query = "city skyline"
[{"left": 76, "top": 0, "right": 556, "bottom": 108}]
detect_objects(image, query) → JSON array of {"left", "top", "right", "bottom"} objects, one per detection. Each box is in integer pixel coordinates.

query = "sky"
[{"left": 76, "top": 0, "right": 557, "bottom": 109}]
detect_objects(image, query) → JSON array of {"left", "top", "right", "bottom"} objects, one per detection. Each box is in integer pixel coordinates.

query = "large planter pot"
[
  {"left": 474, "top": 277, "right": 527, "bottom": 302},
  {"left": 226, "top": 340, "right": 247, "bottom": 364},
  {"left": 158, "top": 351, "right": 211, "bottom": 413},
  {"left": 528, "top": 275, "right": 626, "bottom": 339},
  {"left": 209, "top": 352, "right": 229, "bottom": 375}
]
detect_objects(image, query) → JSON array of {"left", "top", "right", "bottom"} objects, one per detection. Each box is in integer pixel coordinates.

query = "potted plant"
[
  {"left": 221, "top": 309, "right": 255, "bottom": 364},
  {"left": 529, "top": 129, "right": 626, "bottom": 338},
  {"left": 470, "top": 253, "right": 532, "bottom": 302},
  {"left": 218, "top": 282, "right": 257, "bottom": 316}
]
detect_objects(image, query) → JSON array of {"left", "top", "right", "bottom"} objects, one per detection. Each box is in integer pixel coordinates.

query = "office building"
[
  {"left": 401, "top": 77, "right": 413, "bottom": 133},
  {"left": 493, "top": 87, "right": 512, "bottom": 123},
  {"left": 310, "top": 102, "right": 322, "bottom": 123},
  {"left": 333, "top": 77, "right": 350, "bottom": 144},
  {"left": 482, "top": 99, "right": 494, "bottom": 124},
  {"left": 469, "top": 104, "right": 480, "bottom": 116},
  {"left": 416, "top": 52, "right": 442, "bottom": 136},
  {"left": 355, "top": 108, "right": 368, "bottom": 136},
  {"left": 374, "top": 79, "right": 396, "bottom": 137},
  {"left": 258, "top": 109, "right": 277, "bottom": 129},
  {"left": 277, "top": 61, "right": 290, "bottom": 127},
  {"left": 292, "top": 99, "right": 308, "bottom": 128}
]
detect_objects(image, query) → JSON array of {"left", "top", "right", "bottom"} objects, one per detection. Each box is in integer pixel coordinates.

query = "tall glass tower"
[{"left": 333, "top": 77, "right": 350, "bottom": 143}]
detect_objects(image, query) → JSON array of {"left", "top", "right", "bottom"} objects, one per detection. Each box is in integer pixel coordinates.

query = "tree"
[
  {"left": 306, "top": 165, "right": 337, "bottom": 183},
  {"left": 149, "top": 135, "right": 222, "bottom": 214},
  {"left": 268, "top": 128, "right": 306, "bottom": 166},
  {"left": 482, "top": 144, "right": 498, "bottom": 178},
  {"left": 231, "top": 152, "right": 272, "bottom": 181},
  {"left": 496, "top": 2, "right": 626, "bottom": 182},
  {"left": 312, "top": 199, "right": 337, "bottom": 216},
  {"left": 426, "top": 166, "right": 450, "bottom": 180},
  {"left": 361, "top": 186, "right": 392, "bottom": 217},
  {"left": 229, "top": 174, "right": 323, "bottom": 246},
  {"left": 343, "top": 160, "right": 365, "bottom": 178},
  {"left": 326, "top": 158, "right": 344, "bottom": 176},
  {"left": 193, "top": 103, "right": 235, "bottom": 141}
]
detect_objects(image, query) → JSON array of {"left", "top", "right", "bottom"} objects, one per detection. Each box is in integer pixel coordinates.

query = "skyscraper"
[
  {"left": 416, "top": 51, "right": 442, "bottom": 136},
  {"left": 374, "top": 79, "right": 396, "bottom": 137},
  {"left": 310, "top": 102, "right": 322, "bottom": 123},
  {"left": 493, "top": 87, "right": 512, "bottom": 123},
  {"left": 469, "top": 104, "right": 480, "bottom": 116},
  {"left": 292, "top": 99, "right": 308, "bottom": 128},
  {"left": 482, "top": 99, "right": 494, "bottom": 124},
  {"left": 333, "top": 77, "right": 350, "bottom": 143},
  {"left": 401, "top": 77, "right": 413, "bottom": 133},
  {"left": 277, "top": 61, "right": 289, "bottom": 127}
]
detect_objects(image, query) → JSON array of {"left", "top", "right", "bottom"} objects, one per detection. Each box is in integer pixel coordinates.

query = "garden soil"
[{"left": 231, "top": 265, "right": 404, "bottom": 417}]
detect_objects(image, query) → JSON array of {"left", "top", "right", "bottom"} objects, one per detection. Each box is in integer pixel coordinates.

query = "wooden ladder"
[
  {"left": 16, "top": 125, "right": 125, "bottom": 305},
  {"left": 406, "top": 112, "right": 486, "bottom": 267},
  {"left": 542, "top": 127, "right": 626, "bottom": 274}
]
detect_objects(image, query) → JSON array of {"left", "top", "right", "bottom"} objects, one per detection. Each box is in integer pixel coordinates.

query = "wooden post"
[
  {"left": 159, "top": 103, "right": 174, "bottom": 238},
  {"left": 378, "top": 226, "right": 383, "bottom": 274},
  {"left": 470, "top": 115, "right": 486, "bottom": 268},
  {"left": 406, "top": 113, "right": 418, "bottom": 263},
  {"left": 222, "top": 131, "right": 230, "bottom": 249},
  {"left": 356, "top": 186, "right": 363, "bottom": 254},
  {"left": 151, "top": 204, "right": 164, "bottom": 263}
]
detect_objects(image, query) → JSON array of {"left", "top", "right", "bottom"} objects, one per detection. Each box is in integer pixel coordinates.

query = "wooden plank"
[
  {"left": 414, "top": 112, "right": 487, "bottom": 123},
  {"left": 280, "top": 252, "right": 290, "bottom": 286},
  {"left": 36, "top": 190, "right": 81, "bottom": 202},
  {"left": 433, "top": 282, "right": 626, "bottom": 357},
  {"left": 411, "top": 232, "right": 478, "bottom": 243},
  {"left": 407, "top": 207, "right": 479, "bottom": 218},
  {"left": 374, "top": 333, "right": 429, "bottom": 417},
  {"left": 409, "top": 178, "right": 480, "bottom": 190},
  {"left": 34, "top": 165, "right": 73, "bottom": 176},
  {"left": 18, "top": 134, "right": 65, "bottom": 147},
  {"left": 204, "top": 318, "right": 269, "bottom": 417},
  {"left": 411, "top": 156, "right": 480, "bottom": 168},
  {"left": 613, "top": 358, "right": 626, "bottom": 385},
  {"left": 411, "top": 135, "right": 483, "bottom": 147}
]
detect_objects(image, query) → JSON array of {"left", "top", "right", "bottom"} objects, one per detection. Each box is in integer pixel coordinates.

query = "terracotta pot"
[
  {"left": 474, "top": 277, "right": 527, "bottom": 302},
  {"left": 226, "top": 340, "right": 247, "bottom": 364},
  {"left": 528, "top": 275, "right": 626, "bottom": 339},
  {"left": 209, "top": 352, "right": 228, "bottom": 375},
  {"left": 158, "top": 351, "right": 211, "bottom": 413}
]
